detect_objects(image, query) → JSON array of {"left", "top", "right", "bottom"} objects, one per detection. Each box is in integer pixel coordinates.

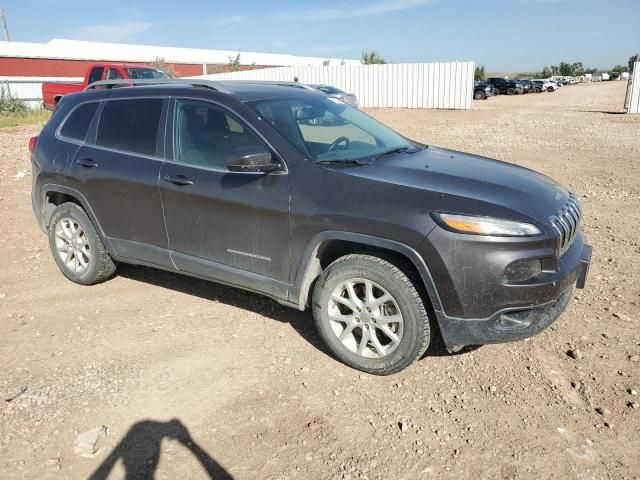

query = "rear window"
[
  {"left": 59, "top": 102, "right": 99, "bottom": 141},
  {"left": 125, "top": 68, "right": 170, "bottom": 79},
  {"left": 316, "top": 86, "right": 344, "bottom": 95},
  {"left": 96, "top": 98, "right": 164, "bottom": 156}
]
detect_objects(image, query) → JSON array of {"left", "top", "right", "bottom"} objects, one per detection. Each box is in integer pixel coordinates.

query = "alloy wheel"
[
  {"left": 327, "top": 278, "right": 404, "bottom": 358},
  {"left": 54, "top": 217, "right": 91, "bottom": 274}
]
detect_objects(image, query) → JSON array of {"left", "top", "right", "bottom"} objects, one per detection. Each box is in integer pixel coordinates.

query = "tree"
[
  {"left": 612, "top": 64, "right": 629, "bottom": 73},
  {"left": 629, "top": 54, "right": 639, "bottom": 72},
  {"left": 474, "top": 65, "right": 486, "bottom": 81},
  {"left": 571, "top": 62, "right": 585, "bottom": 76},
  {"left": 541, "top": 66, "right": 553, "bottom": 78},
  {"left": 361, "top": 51, "right": 386, "bottom": 64},
  {"left": 228, "top": 53, "right": 241, "bottom": 71},
  {"left": 151, "top": 57, "right": 176, "bottom": 77}
]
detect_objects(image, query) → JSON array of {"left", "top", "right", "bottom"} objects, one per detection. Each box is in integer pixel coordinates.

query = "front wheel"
[
  {"left": 506, "top": 87, "right": 516, "bottom": 95},
  {"left": 547, "top": 86, "right": 554, "bottom": 92},
  {"left": 312, "top": 254, "right": 431, "bottom": 375},
  {"left": 474, "top": 90, "right": 486, "bottom": 100},
  {"left": 48, "top": 202, "right": 116, "bottom": 285}
]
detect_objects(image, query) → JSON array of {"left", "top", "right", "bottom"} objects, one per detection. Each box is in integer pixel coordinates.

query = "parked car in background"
[
  {"left": 519, "top": 80, "right": 540, "bottom": 93},
  {"left": 486, "top": 78, "right": 524, "bottom": 95},
  {"left": 515, "top": 80, "right": 531, "bottom": 94},
  {"left": 533, "top": 80, "right": 558, "bottom": 92},
  {"left": 307, "top": 84, "right": 358, "bottom": 107},
  {"left": 42, "top": 63, "right": 170, "bottom": 110},
  {"left": 473, "top": 81, "right": 496, "bottom": 100},
  {"left": 30, "top": 78, "right": 591, "bottom": 375}
]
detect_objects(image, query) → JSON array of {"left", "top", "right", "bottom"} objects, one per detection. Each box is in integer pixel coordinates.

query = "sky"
[{"left": 1, "top": 0, "right": 639, "bottom": 72}]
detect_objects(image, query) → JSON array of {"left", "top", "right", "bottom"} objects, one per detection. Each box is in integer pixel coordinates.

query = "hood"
[{"left": 339, "top": 146, "right": 570, "bottom": 227}]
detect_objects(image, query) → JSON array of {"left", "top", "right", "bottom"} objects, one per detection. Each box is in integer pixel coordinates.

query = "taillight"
[{"left": 29, "top": 136, "right": 37, "bottom": 153}]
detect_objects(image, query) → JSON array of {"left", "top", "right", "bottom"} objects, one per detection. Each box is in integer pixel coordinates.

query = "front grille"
[{"left": 551, "top": 194, "right": 582, "bottom": 256}]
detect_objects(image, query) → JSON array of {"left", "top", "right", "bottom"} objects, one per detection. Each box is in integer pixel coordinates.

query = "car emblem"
[{"left": 554, "top": 192, "right": 561, "bottom": 201}]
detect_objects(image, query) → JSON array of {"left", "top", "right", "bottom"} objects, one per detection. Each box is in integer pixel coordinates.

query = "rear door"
[
  {"left": 158, "top": 97, "right": 291, "bottom": 297},
  {"left": 68, "top": 96, "right": 172, "bottom": 267}
]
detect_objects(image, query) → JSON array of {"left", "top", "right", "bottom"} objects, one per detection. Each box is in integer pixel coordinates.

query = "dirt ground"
[{"left": 1, "top": 81, "right": 639, "bottom": 480}]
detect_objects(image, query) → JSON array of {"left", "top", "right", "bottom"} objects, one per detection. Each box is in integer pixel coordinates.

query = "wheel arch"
[
  {"left": 40, "top": 184, "right": 114, "bottom": 253},
  {"left": 291, "top": 231, "right": 445, "bottom": 318}
]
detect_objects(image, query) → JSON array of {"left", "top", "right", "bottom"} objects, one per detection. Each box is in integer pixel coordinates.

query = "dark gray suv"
[{"left": 30, "top": 79, "right": 591, "bottom": 375}]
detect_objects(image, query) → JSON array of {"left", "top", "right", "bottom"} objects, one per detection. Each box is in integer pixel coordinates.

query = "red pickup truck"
[{"left": 42, "top": 63, "right": 170, "bottom": 110}]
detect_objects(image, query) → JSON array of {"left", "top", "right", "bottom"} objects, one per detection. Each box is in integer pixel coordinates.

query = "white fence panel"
[
  {"left": 628, "top": 62, "right": 640, "bottom": 114},
  {"left": 193, "top": 62, "right": 475, "bottom": 109},
  {"left": 0, "top": 76, "right": 82, "bottom": 108}
]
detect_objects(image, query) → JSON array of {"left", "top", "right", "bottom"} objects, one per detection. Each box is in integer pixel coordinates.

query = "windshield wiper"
[
  {"left": 316, "top": 158, "right": 370, "bottom": 166},
  {"left": 374, "top": 146, "right": 422, "bottom": 160}
]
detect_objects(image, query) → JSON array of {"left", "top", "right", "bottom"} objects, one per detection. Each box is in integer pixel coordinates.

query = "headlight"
[
  {"left": 434, "top": 213, "right": 543, "bottom": 237},
  {"left": 485, "top": 86, "right": 491, "bottom": 91}
]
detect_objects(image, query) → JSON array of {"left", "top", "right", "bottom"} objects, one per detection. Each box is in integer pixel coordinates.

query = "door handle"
[
  {"left": 77, "top": 158, "right": 98, "bottom": 168},
  {"left": 163, "top": 174, "right": 194, "bottom": 186}
]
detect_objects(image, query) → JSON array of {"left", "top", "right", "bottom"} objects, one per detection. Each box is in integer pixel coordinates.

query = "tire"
[
  {"left": 312, "top": 254, "right": 431, "bottom": 375},
  {"left": 48, "top": 202, "right": 116, "bottom": 285},
  {"left": 474, "top": 90, "right": 486, "bottom": 100},
  {"left": 547, "top": 86, "right": 554, "bottom": 92},
  {"left": 506, "top": 87, "right": 515, "bottom": 95}
]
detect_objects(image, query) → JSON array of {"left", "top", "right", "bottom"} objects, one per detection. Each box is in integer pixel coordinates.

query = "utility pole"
[{"left": 0, "top": 9, "right": 10, "bottom": 41}]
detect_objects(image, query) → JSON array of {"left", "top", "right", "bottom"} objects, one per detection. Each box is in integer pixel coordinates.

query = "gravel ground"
[{"left": 0, "top": 81, "right": 639, "bottom": 479}]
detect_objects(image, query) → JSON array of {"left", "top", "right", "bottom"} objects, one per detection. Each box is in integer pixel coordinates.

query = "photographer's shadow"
[{"left": 88, "top": 419, "right": 233, "bottom": 480}]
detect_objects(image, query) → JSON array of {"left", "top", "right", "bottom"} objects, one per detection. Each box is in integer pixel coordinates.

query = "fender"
[
  {"left": 39, "top": 183, "right": 116, "bottom": 255},
  {"left": 290, "top": 231, "right": 445, "bottom": 321}
]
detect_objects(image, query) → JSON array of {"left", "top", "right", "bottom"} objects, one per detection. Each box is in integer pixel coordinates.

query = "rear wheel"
[
  {"left": 474, "top": 90, "right": 486, "bottom": 100},
  {"left": 48, "top": 202, "right": 116, "bottom": 285},
  {"left": 547, "top": 86, "right": 554, "bottom": 92},
  {"left": 312, "top": 254, "right": 431, "bottom": 375},
  {"left": 506, "top": 87, "right": 516, "bottom": 95}
]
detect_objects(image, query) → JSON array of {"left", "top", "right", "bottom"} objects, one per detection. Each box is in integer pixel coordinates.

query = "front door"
[{"left": 158, "top": 98, "right": 291, "bottom": 298}]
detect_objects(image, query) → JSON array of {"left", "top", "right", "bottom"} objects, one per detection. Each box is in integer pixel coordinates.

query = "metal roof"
[{"left": 0, "top": 38, "right": 360, "bottom": 67}]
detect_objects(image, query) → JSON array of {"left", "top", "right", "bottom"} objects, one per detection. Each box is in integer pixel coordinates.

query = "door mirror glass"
[{"left": 227, "top": 145, "right": 282, "bottom": 173}]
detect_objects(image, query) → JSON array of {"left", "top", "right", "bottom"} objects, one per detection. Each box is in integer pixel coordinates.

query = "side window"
[
  {"left": 106, "top": 68, "right": 124, "bottom": 80},
  {"left": 59, "top": 102, "right": 99, "bottom": 141},
  {"left": 87, "top": 67, "right": 104, "bottom": 85},
  {"left": 174, "top": 99, "right": 266, "bottom": 169},
  {"left": 96, "top": 98, "right": 164, "bottom": 156}
]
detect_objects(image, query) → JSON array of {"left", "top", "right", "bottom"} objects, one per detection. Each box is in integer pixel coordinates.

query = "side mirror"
[{"left": 227, "top": 145, "right": 282, "bottom": 173}]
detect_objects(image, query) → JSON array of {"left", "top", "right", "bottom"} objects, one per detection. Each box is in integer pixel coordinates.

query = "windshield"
[
  {"left": 125, "top": 68, "right": 170, "bottom": 79},
  {"left": 247, "top": 96, "right": 417, "bottom": 162}
]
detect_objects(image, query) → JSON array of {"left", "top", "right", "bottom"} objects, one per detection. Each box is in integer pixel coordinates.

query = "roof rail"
[
  {"left": 84, "top": 78, "right": 233, "bottom": 94},
  {"left": 219, "top": 80, "right": 315, "bottom": 90}
]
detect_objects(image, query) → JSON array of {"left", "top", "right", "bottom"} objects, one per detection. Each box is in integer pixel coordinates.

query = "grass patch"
[{"left": 0, "top": 109, "right": 51, "bottom": 129}]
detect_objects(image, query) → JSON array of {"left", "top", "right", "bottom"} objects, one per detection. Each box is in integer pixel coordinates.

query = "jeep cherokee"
[{"left": 30, "top": 79, "right": 591, "bottom": 375}]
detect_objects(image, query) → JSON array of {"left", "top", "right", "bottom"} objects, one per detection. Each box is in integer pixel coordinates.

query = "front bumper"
[{"left": 419, "top": 228, "right": 592, "bottom": 349}]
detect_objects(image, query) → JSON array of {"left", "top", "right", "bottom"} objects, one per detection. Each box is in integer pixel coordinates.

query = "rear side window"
[
  {"left": 97, "top": 98, "right": 164, "bottom": 156},
  {"left": 87, "top": 67, "right": 104, "bottom": 84},
  {"left": 59, "top": 102, "right": 99, "bottom": 141}
]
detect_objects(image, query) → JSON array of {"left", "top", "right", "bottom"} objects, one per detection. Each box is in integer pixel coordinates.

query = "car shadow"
[
  {"left": 117, "top": 264, "right": 330, "bottom": 356},
  {"left": 117, "top": 264, "right": 472, "bottom": 362},
  {"left": 87, "top": 418, "right": 233, "bottom": 480}
]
